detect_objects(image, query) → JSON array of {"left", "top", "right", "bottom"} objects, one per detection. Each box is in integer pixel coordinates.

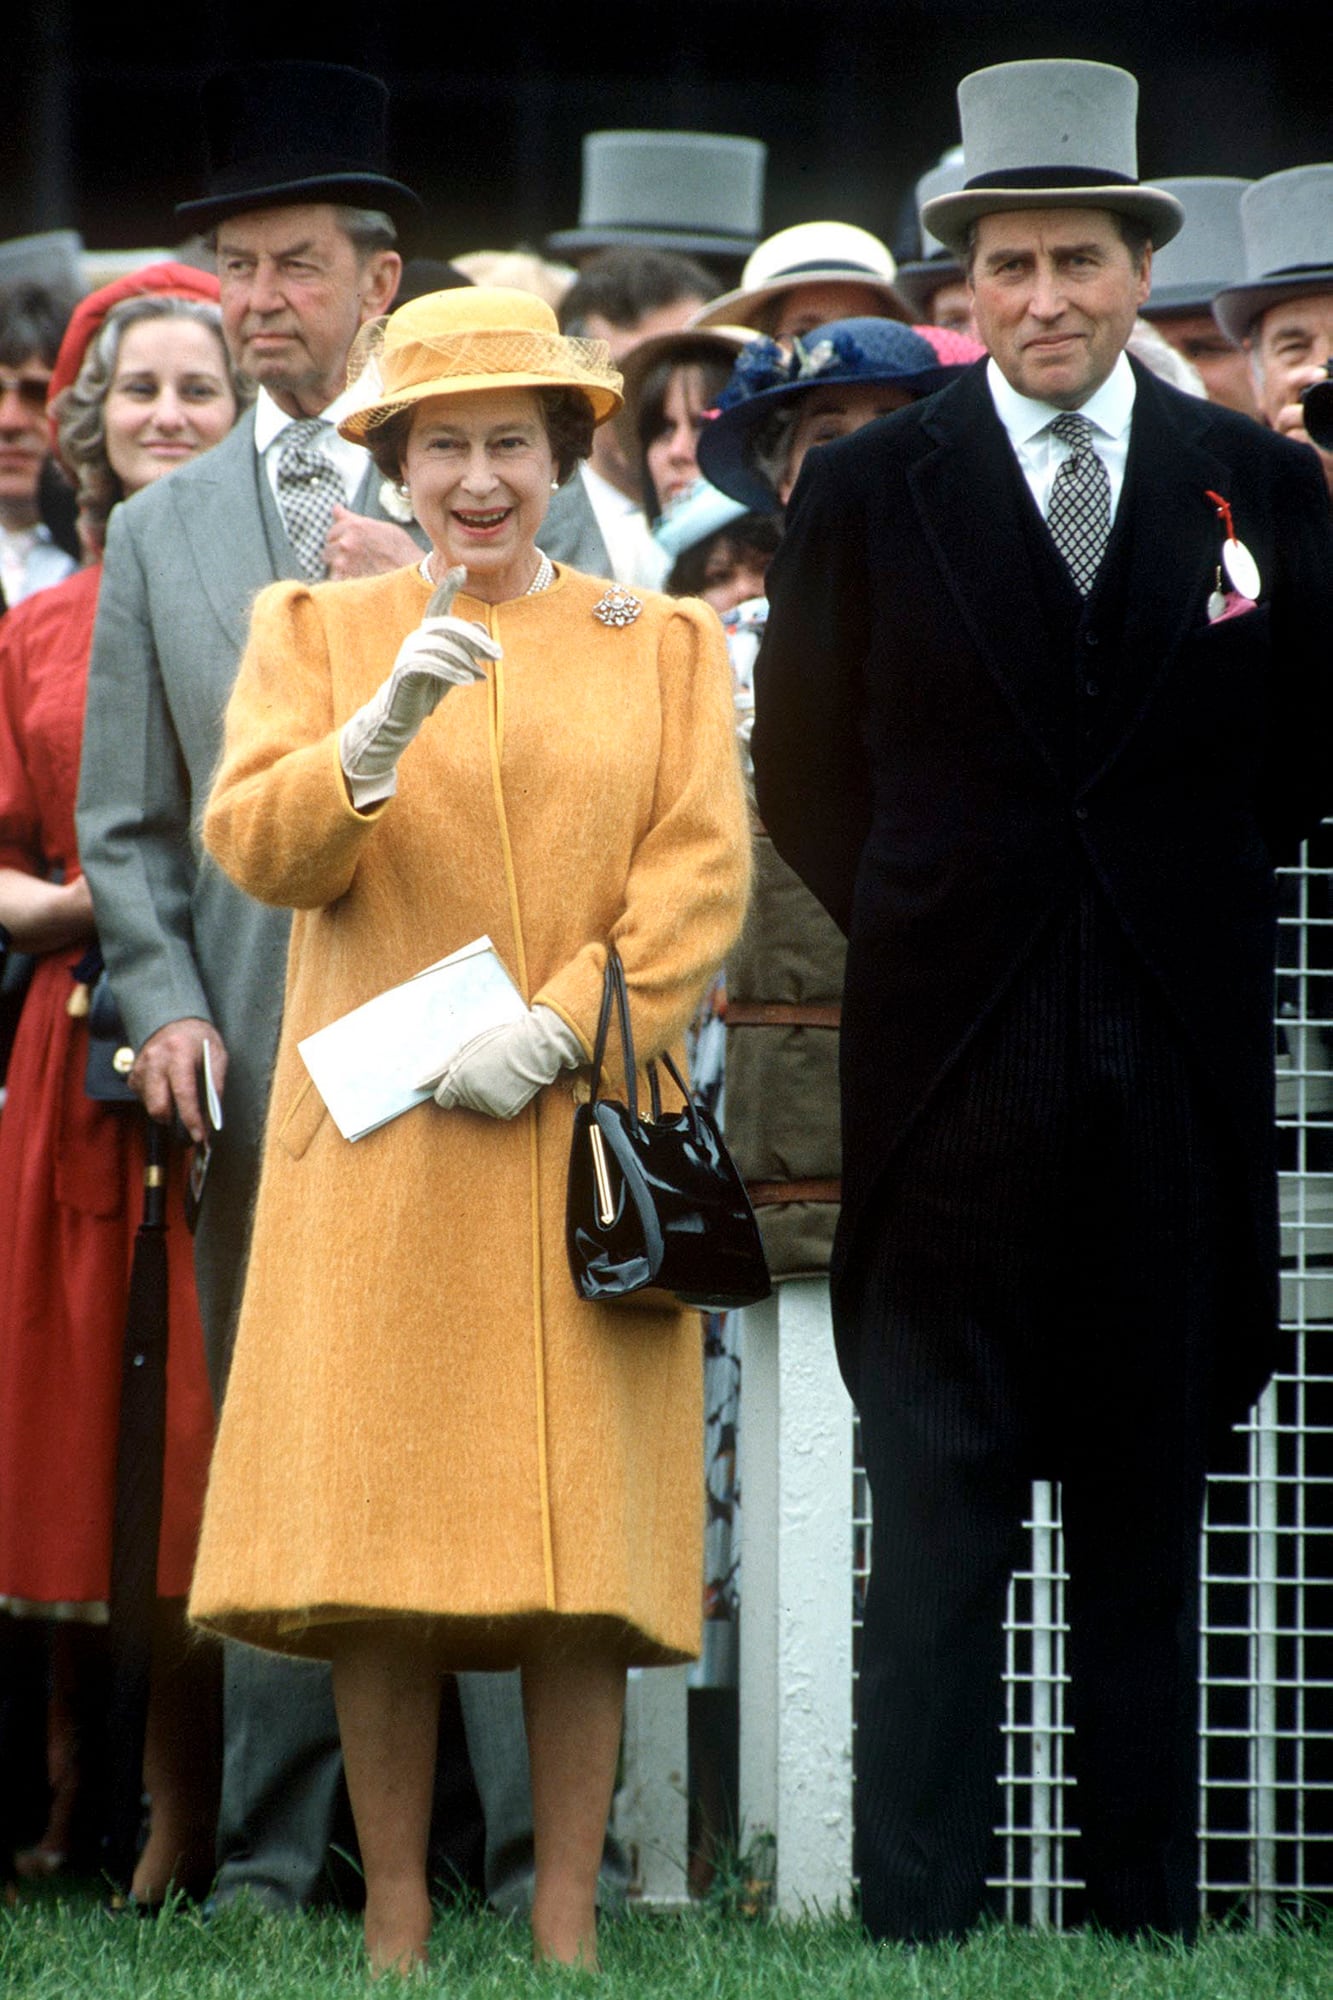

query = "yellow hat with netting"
[{"left": 339, "top": 285, "right": 623, "bottom": 442}]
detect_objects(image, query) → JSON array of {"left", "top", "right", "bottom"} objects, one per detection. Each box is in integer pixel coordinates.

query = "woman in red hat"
[{"left": 0, "top": 265, "right": 247, "bottom": 1904}]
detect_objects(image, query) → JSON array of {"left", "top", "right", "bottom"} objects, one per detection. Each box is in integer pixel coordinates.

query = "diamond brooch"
[{"left": 592, "top": 585, "right": 643, "bottom": 627}]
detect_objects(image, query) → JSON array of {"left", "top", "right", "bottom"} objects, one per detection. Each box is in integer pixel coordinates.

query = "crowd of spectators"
[{"left": 1, "top": 51, "right": 1331, "bottom": 1974}]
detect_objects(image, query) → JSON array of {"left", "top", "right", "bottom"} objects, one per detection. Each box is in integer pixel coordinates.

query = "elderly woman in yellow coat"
[{"left": 187, "top": 286, "right": 750, "bottom": 1975}]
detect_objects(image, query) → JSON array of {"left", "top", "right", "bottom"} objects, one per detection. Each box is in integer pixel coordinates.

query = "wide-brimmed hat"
[
  {"left": 176, "top": 62, "right": 421, "bottom": 233},
  {"left": 921, "top": 60, "right": 1182, "bottom": 258},
  {"left": 338, "top": 286, "right": 623, "bottom": 445},
  {"left": 614, "top": 323, "right": 757, "bottom": 453},
  {"left": 1140, "top": 177, "right": 1251, "bottom": 319},
  {"left": 547, "top": 131, "right": 766, "bottom": 259},
  {"left": 697, "top": 317, "right": 980, "bottom": 511},
  {"left": 894, "top": 156, "right": 967, "bottom": 318},
  {"left": 1212, "top": 165, "right": 1333, "bottom": 344},
  {"left": 692, "top": 221, "right": 911, "bottom": 332}
]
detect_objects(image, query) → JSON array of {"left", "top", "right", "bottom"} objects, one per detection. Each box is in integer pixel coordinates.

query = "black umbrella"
[{"left": 102, "top": 1117, "right": 171, "bottom": 1895}]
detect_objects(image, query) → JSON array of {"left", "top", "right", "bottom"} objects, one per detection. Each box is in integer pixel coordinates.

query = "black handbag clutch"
[
  {"left": 566, "top": 947, "right": 771, "bottom": 1311},
  {"left": 85, "top": 967, "right": 138, "bottom": 1106}
]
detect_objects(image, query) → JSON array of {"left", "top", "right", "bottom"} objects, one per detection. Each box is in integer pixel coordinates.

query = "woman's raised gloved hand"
[
  {"left": 339, "top": 566, "right": 501, "bottom": 807},
  {"left": 423, "top": 1006, "right": 583, "bottom": 1119}
]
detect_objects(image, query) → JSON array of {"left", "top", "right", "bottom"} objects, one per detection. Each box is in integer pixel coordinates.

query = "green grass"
[{"left": 2, "top": 1892, "right": 1332, "bottom": 1998}]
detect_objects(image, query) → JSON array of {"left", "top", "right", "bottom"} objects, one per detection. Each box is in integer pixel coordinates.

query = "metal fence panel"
[{"left": 850, "top": 836, "right": 1333, "bottom": 1925}]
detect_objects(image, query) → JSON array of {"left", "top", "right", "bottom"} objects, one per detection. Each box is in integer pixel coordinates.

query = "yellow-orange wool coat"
[{"left": 187, "top": 563, "right": 750, "bottom": 1669}]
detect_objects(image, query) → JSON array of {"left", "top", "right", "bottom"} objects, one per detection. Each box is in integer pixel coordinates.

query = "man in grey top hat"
[
  {"left": 1215, "top": 165, "right": 1333, "bottom": 497},
  {"left": 76, "top": 58, "right": 560, "bottom": 1920},
  {"left": 1138, "top": 177, "right": 1257, "bottom": 416},
  {"left": 894, "top": 152, "right": 976, "bottom": 336},
  {"left": 754, "top": 57, "right": 1333, "bottom": 1943}
]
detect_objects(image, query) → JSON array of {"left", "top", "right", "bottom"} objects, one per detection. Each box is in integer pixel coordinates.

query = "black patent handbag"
[{"left": 566, "top": 947, "right": 771, "bottom": 1311}]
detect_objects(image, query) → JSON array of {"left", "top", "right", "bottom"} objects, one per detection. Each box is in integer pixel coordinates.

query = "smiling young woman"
[{"left": 101, "top": 317, "right": 237, "bottom": 499}]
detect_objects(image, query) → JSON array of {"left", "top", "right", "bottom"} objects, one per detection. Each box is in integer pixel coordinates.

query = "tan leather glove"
[{"left": 425, "top": 1006, "right": 583, "bottom": 1119}]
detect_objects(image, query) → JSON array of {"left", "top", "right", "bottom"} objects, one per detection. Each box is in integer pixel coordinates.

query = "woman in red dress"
[{"left": 0, "top": 265, "right": 246, "bottom": 1901}]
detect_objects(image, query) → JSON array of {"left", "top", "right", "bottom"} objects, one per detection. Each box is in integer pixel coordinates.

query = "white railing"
[{"left": 619, "top": 836, "right": 1333, "bottom": 1922}]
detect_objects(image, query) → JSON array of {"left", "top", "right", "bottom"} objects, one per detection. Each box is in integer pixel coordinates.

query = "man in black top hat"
[
  {"left": 754, "top": 58, "right": 1333, "bottom": 1942},
  {"left": 76, "top": 59, "right": 552, "bottom": 1918}
]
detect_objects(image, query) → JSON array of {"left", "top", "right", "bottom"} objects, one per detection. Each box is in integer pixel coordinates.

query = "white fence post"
[{"left": 738, "top": 1276, "right": 855, "bottom": 1914}]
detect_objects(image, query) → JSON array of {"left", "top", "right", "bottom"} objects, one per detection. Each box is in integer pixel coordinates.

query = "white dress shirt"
[
  {"left": 253, "top": 381, "right": 372, "bottom": 507},
  {"left": 578, "top": 463, "right": 669, "bottom": 591},
  {"left": 0, "top": 523, "right": 77, "bottom": 607},
  {"left": 986, "top": 351, "right": 1136, "bottom": 526}
]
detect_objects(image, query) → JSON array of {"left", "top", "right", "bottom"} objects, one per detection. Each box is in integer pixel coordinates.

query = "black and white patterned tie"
[
  {"left": 276, "top": 418, "right": 343, "bottom": 580},
  {"left": 1046, "top": 412, "right": 1110, "bottom": 598}
]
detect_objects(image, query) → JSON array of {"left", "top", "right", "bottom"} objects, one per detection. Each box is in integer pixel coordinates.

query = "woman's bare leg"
[
  {"left": 522, "top": 1631, "right": 626, "bottom": 1968},
  {"left": 329, "top": 1623, "right": 441, "bottom": 1976}
]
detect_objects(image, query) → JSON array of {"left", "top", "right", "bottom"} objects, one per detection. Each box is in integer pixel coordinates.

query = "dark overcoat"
[{"left": 752, "top": 358, "right": 1333, "bottom": 1426}]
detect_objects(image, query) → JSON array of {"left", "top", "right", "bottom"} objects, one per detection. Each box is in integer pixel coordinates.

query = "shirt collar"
[
  {"left": 581, "top": 460, "right": 639, "bottom": 518},
  {"left": 253, "top": 377, "right": 367, "bottom": 455},
  {"left": 986, "top": 350, "right": 1137, "bottom": 447}
]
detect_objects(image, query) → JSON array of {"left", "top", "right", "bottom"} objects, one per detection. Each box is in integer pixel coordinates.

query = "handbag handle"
[
  {"left": 588, "top": 946, "right": 700, "bottom": 1137},
  {"left": 589, "top": 946, "right": 640, "bottom": 1122}
]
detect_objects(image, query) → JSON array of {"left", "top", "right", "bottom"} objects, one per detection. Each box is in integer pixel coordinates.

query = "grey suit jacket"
[
  {"left": 76, "top": 409, "right": 411, "bottom": 1391},
  {"left": 540, "top": 468, "right": 613, "bottom": 576}
]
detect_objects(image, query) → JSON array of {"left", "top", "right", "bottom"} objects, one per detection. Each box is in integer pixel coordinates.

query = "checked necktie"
[
  {"left": 1046, "top": 411, "right": 1111, "bottom": 598},
  {"left": 276, "top": 418, "right": 343, "bottom": 580}
]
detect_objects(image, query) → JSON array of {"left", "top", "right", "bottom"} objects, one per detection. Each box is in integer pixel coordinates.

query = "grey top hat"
[
  {"left": 0, "top": 229, "right": 85, "bottom": 302},
  {"left": 921, "top": 59, "right": 1183, "bottom": 257},
  {"left": 1140, "top": 178, "right": 1251, "bottom": 318},
  {"left": 895, "top": 154, "right": 967, "bottom": 316},
  {"left": 1213, "top": 165, "right": 1333, "bottom": 344},
  {"left": 547, "top": 130, "right": 766, "bottom": 258}
]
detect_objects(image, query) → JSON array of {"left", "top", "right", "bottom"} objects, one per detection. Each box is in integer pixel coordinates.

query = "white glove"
[
  {"left": 423, "top": 1006, "right": 583, "bottom": 1119},
  {"left": 339, "top": 567, "right": 501, "bottom": 807}
]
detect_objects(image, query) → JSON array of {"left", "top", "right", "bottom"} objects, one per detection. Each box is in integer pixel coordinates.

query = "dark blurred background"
[{"left": 2, "top": 2, "right": 1325, "bottom": 263}]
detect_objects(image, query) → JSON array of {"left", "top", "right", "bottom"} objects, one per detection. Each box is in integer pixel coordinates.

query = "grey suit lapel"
[
  {"left": 172, "top": 417, "right": 423, "bottom": 652},
  {"left": 167, "top": 414, "right": 289, "bottom": 653}
]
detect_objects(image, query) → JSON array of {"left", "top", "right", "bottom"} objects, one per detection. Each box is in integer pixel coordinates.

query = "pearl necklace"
[{"left": 420, "top": 550, "right": 554, "bottom": 597}]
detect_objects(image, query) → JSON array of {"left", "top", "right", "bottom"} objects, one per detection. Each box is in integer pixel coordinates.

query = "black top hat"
[{"left": 176, "top": 62, "right": 422, "bottom": 233}]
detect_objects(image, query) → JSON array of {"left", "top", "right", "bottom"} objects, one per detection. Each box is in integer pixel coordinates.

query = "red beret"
[{"left": 47, "top": 260, "right": 222, "bottom": 455}]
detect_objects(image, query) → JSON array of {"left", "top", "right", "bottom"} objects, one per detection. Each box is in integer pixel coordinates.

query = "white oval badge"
[{"left": 1222, "top": 536, "right": 1261, "bottom": 601}]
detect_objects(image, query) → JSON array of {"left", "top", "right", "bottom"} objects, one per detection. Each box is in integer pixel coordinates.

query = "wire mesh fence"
[{"left": 850, "top": 836, "right": 1333, "bottom": 1927}]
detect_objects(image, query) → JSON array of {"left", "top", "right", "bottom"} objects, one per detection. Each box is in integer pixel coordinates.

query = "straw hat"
[
  {"left": 691, "top": 220, "right": 911, "bottom": 331},
  {"left": 921, "top": 60, "right": 1182, "bottom": 257},
  {"left": 338, "top": 286, "right": 623, "bottom": 445}
]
